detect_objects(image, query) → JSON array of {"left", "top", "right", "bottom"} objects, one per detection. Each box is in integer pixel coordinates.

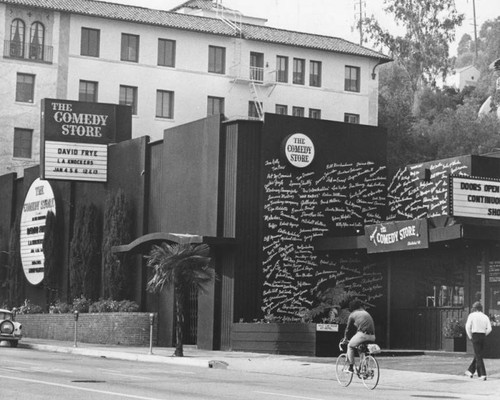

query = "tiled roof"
[
  {"left": 0, "top": 0, "right": 391, "bottom": 62},
  {"left": 170, "top": 0, "right": 218, "bottom": 12}
]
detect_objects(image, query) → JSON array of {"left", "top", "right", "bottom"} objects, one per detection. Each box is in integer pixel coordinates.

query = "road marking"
[
  {"left": 0, "top": 374, "right": 165, "bottom": 400},
  {"left": 100, "top": 370, "right": 156, "bottom": 380},
  {"left": 254, "top": 392, "right": 326, "bottom": 400}
]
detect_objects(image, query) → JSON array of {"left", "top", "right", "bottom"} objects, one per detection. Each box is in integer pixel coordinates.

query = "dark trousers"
[{"left": 468, "top": 333, "right": 487, "bottom": 377}]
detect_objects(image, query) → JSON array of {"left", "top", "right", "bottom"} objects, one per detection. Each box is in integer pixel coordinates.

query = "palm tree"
[{"left": 145, "top": 242, "right": 212, "bottom": 356}]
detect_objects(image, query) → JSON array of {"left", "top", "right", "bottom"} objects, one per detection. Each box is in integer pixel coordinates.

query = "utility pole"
[
  {"left": 472, "top": 0, "right": 478, "bottom": 61},
  {"left": 353, "top": 0, "right": 366, "bottom": 45}
]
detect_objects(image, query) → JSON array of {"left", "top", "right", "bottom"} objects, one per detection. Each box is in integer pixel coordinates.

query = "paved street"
[{"left": 0, "top": 340, "right": 498, "bottom": 399}]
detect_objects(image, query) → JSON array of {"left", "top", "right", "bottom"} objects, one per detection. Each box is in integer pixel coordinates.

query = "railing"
[
  {"left": 4, "top": 40, "right": 53, "bottom": 63},
  {"left": 249, "top": 66, "right": 264, "bottom": 82}
]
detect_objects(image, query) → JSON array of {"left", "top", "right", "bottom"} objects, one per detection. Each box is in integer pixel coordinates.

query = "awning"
[
  {"left": 314, "top": 217, "right": 500, "bottom": 252},
  {"left": 112, "top": 232, "right": 236, "bottom": 255}
]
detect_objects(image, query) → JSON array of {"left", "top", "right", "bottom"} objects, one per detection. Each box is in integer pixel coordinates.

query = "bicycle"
[{"left": 335, "top": 340, "right": 380, "bottom": 390}]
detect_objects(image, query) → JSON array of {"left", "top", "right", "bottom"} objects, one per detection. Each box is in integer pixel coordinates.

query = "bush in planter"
[
  {"left": 15, "top": 299, "right": 43, "bottom": 314},
  {"left": 305, "top": 285, "right": 359, "bottom": 324},
  {"left": 89, "top": 298, "right": 139, "bottom": 313},
  {"left": 443, "top": 318, "right": 465, "bottom": 338}
]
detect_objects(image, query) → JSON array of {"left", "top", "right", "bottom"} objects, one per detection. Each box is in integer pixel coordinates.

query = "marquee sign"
[
  {"left": 282, "top": 133, "right": 315, "bottom": 168},
  {"left": 449, "top": 175, "right": 500, "bottom": 220},
  {"left": 40, "top": 99, "right": 127, "bottom": 182},
  {"left": 20, "top": 178, "right": 56, "bottom": 285},
  {"left": 365, "top": 219, "right": 428, "bottom": 254}
]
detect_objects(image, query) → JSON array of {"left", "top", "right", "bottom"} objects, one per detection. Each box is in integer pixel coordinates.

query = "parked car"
[{"left": 0, "top": 309, "right": 22, "bottom": 347}]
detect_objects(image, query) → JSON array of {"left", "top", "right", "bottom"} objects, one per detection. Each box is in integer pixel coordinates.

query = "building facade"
[{"left": 0, "top": 0, "right": 390, "bottom": 177}]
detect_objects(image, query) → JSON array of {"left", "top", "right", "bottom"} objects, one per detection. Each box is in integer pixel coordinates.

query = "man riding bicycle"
[{"left": 341, "top": 299, "right": 376, "bottom": 373}]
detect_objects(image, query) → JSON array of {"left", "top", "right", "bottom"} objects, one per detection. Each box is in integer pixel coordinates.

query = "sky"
[{"left": 106, "top": 0, "right": 500, "bottom": 55}]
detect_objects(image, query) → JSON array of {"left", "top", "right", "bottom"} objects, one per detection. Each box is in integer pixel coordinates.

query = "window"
[
  {"left": 310, "top": 60, "right": 322, "bottom": 87},
  {"left": 79, "top": 80, "right": 98, "bottom": 102},
  {"left": 250, "top": 52, "right": 264, "bottom": 81},
  {"left": 156, "top": 90, "right": 174, "bottom": 119},
  {"left": 13, "top": 128, "right": 33, "bottom": 158},
  {"left": 293, "top": 58, "right": 305, "bottom": 85},
  {"left": 16, "top": 73, "right": 35, "bottom": 103},
  {"left": 276, "top": 56, "right": 288, "bottom": 83},
  {"left": 345, "top": 66, "right": 360, "bottom": 92},
  {"left": 248, "top": 101, "right": 263, "bottom": 119},
  {"left": 292, "top": 106, "right": 305, "bottom": 117},
  {"left": 29, "top": 21, "right": 45, "bottom": 60},
  {"left": 121, "top": 33, "right": 139, "bottom": 62},
  {"left": 309, "top": 108, "right": 321, "bottom": 119},
  {"left": 208, "top": 46, "right": 225, "bottom": 74},
  {"left": 344, "top": 113, "right": 360, "bottom": 124},
  {"left": 10, "top": 19, "right": 25, "bottom": 58},
  {"left": 275, "top": 104, "right": 287, "bottom": 115},
  {"left": 158, "top": 38, "right": 176, "bottom": 67},
  {"left": 119, "top": 85, "right": 138, "bottom": 114},
  {"left": 81, "top": 28, "right": 100, "bottom": 57},
  {"left": 207, "top": 96, "right": 225, "bottom": 116}
]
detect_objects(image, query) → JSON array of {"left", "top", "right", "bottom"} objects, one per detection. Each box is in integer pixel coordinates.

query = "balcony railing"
[{"left": 4, "top": 40, "right": 53, "bottom": 63}]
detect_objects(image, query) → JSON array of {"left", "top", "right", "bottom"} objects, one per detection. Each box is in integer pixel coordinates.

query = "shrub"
[
  {"left": 443, "top": 318, "right": 465, "bottom": 338},
  {"left": 88, "top": 298, "right": 139, "bottom": 313},
  {"left": 16, "top": 299, "right": 43, "bottom": 314},
  {"left": 102, "top": 189, "right": 132, "bottom": 300},
  {"left": 72, "top": 295, "right": 90, "bottom": 313},
  {"left": 49, "top": 299, "right": 72, "bottom": 314}
]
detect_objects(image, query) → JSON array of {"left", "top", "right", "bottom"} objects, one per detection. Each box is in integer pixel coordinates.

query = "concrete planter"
[
  {"left": 443, "top": 336, "right": 466, "bottom": 352},
  {"left": 230, "top": 323, "right": 345, "bottom": 356},
  {"left": 15, "top": 312, "right": 157, "bottom": 346}
]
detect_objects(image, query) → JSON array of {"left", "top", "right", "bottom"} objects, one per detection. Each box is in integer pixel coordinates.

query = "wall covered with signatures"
[{"left": 259, "top": 115, "right": 387, "bottom": 321}]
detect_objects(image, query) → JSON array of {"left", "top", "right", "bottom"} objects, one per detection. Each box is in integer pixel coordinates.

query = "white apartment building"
[{"left": 0, "top": 0, "right": 391, "bottom": 177}]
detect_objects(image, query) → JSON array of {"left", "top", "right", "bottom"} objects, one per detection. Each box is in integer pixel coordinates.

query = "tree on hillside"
[
  {"left": 411, "top": 100, "right": 500, "bottom": 160},
  {"left": 146, "top": 242, "right": 212, "bottom": 357},
  {"left": 364, "top": 0, "right": 464, "bottom": 113}
]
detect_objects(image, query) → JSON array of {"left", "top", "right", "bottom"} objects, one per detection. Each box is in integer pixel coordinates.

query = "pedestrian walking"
[{"left": 465, "top": 301, "right": 492, "bottom": 380}]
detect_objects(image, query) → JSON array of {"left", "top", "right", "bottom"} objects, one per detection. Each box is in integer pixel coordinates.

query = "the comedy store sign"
[
  {"left": 20, "top": 178, "right": 56, "bottom": 285},
  {"left": 365, "top": 219, "right": 429, "bottom": 254},
  {"left": 283, "top": 133, "right": 315, "bottom": 168},
  {"left": 40, "top": 99, "right": 119, "bottom": 182}
]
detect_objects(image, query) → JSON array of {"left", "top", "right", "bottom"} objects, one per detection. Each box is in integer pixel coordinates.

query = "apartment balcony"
[{"left": 4, "top": 40, "right": 53, "bottom": 63}]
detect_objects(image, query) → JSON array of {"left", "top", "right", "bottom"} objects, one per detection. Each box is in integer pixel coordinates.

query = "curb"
[{"left": 19, "top": 343, "right": 215, "bottom": 368}]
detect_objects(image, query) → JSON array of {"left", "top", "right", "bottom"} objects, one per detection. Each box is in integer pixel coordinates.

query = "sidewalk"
[{"left": 15, "top": 338, "right": 500, "bottom": 397}]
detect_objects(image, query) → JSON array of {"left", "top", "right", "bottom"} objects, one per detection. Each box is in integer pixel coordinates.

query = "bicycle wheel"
[
  {"left": 360, "top": 355, "right": 380, "bottom": 390},
  {"left": 335, "top": 353, "right": 353, "bottom": 387}
]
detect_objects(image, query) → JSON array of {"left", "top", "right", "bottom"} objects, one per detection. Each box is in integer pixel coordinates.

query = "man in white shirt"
[{"left": 465, "top": 301, "right": 492, "bottom": 380}]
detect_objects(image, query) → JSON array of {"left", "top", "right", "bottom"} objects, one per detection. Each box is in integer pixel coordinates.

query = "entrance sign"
[
  {"left": 449, "top": 175, "right": 500, "bottom": 220},
  {"left": 365, "top": 219, "right": 428, "bottom": 254},
  {"left": 282, "top": 133, "right": 315, "bottom": 168},
  {"left": 40, "top": 99, "right": 128, "bottom": 182},
  {"left": 20, "top": 178, "right": 56, "bottom": 285}
]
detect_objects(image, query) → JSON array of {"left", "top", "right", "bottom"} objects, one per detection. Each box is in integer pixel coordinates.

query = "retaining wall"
[{"left": 15, "top": 313, "right": 158, "bottom": 346}]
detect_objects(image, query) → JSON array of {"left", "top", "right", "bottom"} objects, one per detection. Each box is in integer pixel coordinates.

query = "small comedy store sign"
[
  {"left": 365, "top": 219, "right": 429, "bottom": 254},
  {"left": 40, "top": 99, "right": 129, "bottom": 182},
  {"left": 282, "top": 133, "right": 315, "bottom": 168}
]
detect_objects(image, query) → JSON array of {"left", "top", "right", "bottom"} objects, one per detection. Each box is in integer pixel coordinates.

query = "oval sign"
[
  {"left": 283, "top": 133, "right": 315, "bottom": 168},
  {"left": 20, "top": 178, "right": 56, "bottom": 285}
]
